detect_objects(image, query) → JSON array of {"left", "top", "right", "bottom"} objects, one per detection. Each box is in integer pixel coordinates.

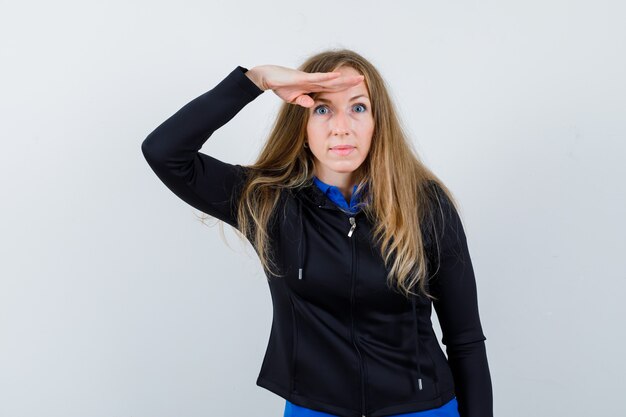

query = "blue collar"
[{"left": 312, "top": 175, "right": 367, "bottom": 214}]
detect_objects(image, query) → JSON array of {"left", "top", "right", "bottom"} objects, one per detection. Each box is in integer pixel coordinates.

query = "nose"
[{"left": 331, "top": 111, "right": 350, "bottom": 136}]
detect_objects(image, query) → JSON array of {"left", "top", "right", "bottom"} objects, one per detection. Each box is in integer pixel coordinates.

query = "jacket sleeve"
[
  {"left": 428, "top": 184, "right": 493, "bottom": 417},
  {"left": 141, "top": 66, "right": 264, "bottom": 229}
]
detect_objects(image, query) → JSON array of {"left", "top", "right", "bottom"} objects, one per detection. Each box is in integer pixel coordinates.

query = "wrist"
[{"left": 245, "top": 66, "right": 267, "bottom": 91}]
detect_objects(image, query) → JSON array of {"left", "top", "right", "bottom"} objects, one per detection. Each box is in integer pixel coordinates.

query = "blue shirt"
[
  {"left": 312, "top": 175, "right": 366, "bottom": 214},
  {"left": 284, "top": 176, "right": 460, "bottom": 417},
  {"left": 284, "top": 397, "right": 459, "bottom": 417}
]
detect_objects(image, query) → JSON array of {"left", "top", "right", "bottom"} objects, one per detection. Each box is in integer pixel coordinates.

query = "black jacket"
[{"left": 141, "top": 66, "right": 493, "bottom": 417}]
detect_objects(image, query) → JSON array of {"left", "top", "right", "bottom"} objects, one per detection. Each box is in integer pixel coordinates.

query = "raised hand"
[{"left": 245, "top": 64, "right": 364, "bottom": 108}]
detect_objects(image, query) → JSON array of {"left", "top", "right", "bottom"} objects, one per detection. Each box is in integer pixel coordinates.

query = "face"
[{"left": 306, "top": 66, "right": 374, "bottom": 186}]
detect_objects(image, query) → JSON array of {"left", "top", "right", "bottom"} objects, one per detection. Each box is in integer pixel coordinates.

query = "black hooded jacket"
[{"left": 141, "top": 65, "right": 493, "bottom": 417}]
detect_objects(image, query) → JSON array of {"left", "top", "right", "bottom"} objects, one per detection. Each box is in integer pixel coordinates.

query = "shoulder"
[
  {"left": 420, "top": 179, "right": 455, "bottom": 228},
  {"left": 421, "top": 179, "right": 466, "bottom": 257},
  {"left": 424, "top": 179, "right": 458, "bottom": 220}
]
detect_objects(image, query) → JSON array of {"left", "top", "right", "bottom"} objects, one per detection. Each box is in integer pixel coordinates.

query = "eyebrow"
[{"left": 314, "top": 94, "right": 369, "bottom": 103}]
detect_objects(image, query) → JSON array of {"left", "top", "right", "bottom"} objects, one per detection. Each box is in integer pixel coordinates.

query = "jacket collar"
[
  {"left": 293, "top": 178, "right": 333, "bottom": 208},
  {"left": 296, "top": 177, "right": 370, "bottom": 210}
]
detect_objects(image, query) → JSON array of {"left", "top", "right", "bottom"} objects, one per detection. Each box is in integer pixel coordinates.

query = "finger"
[
  {"left": 295, "top": 94, "right": 314, "bottom": 108},
  {"left": 338, "top": 74, "right": 365, "bottom": 86},
  {"left": 306, "top": 71, "right": 342, "bottom": 83},
  {"left": 299, "top": 72, "right": 341, "bottom": 89},
  {"left": 323, "top": 74, "right": 364, "bottom": 87},
  {"left": 310, "top": 74, "right": 365, "bottom": 92}
]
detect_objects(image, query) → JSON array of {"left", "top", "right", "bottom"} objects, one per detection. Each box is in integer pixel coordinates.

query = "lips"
[{"left": 330, "top": 145, "right": 355, "bottom": 156}]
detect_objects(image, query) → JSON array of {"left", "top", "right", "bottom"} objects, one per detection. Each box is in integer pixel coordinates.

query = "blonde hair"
[{"left": 202, "top": 48, "right": 461, "bottom": 301}]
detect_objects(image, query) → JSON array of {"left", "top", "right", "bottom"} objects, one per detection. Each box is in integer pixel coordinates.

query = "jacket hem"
[
  {"left": 256, "top": 376, "right": 359, "bottom": 417},
  {"left": 369, "top": 389, "right": 456, "bottom": 417},
  {"left": 256, "top": 376, "right": 456, "bottom": 417}
]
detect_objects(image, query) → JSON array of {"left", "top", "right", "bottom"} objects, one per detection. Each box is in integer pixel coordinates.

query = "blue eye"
[
  {"left": 313, "top": 105, "right": 329, "bottom": 115},
  {"left": 313, "top": 103, "right": 368, "bottom": 115}
]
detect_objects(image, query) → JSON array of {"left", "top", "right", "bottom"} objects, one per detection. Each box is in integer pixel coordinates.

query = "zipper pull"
[{"left": 348, "top": 217, "right": 356, "bottom": 237}]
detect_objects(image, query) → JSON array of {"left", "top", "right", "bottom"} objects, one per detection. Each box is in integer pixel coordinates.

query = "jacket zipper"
[
  {"left": 349, "top": 217, "right": 367, "bottom": 417},
  {"left": 318, "top": 204, "right": 367, "bottom": 417}
]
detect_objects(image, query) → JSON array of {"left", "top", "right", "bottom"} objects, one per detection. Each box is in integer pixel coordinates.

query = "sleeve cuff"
[{"left": 234, "top": 65, "right": 265, "bottom": 98}]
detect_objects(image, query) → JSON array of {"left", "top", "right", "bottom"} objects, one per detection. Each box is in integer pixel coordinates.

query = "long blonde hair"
[{"left": 202, "top": 49, "right": 461, "bottom": 301}]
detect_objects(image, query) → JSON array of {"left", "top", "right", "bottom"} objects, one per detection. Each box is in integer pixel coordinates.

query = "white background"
[{"left": 1, "top": 1, "right": 624, "bottom": 416}]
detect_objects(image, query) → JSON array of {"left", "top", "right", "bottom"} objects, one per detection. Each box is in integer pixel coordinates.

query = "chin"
[{"left": 331, "top": 166, "right": 359, "bottom": 173}]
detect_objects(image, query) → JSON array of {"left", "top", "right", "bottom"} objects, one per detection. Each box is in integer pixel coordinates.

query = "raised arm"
[
  {"left": 428, "top": 184, "right": 493, "bottom": 417},
  {"left": 141, "top": 66, "right": 265, "bottom": 229},
  {"left": 141, "top": 63, "right": 368, "bottom": 229}
]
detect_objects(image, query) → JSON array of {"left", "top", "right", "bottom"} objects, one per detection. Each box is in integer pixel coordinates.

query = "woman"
[{"left": 141, "top": 49, "right": 493, "bottom": 417}]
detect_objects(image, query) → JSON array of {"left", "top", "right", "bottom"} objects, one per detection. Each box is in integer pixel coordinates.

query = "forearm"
[
  {"left": 447, "top": 340, "right": 493, "bottom": 417},
  {"left": 142, "top": 66, "right": 264, "bottom": 164}
]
